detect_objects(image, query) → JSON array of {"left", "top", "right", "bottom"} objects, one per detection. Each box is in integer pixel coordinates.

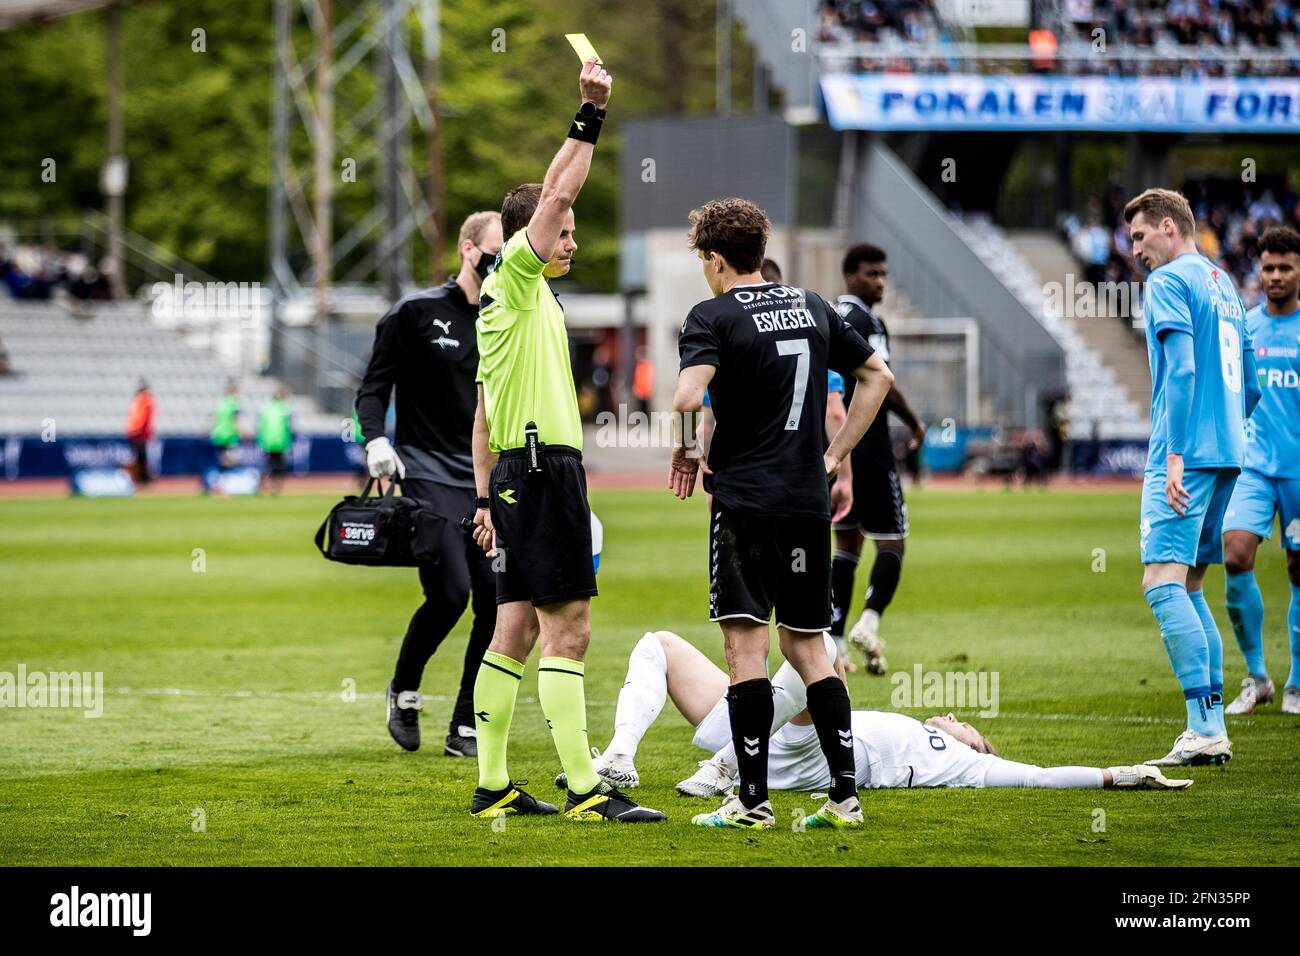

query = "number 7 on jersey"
[{"left": 776, "top": 339, "right": 810, "bottom": 431}]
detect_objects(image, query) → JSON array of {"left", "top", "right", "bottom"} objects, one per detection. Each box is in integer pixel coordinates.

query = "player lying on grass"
[{"left": 557, "top": 630, "right": 1191, "bottom": 827}]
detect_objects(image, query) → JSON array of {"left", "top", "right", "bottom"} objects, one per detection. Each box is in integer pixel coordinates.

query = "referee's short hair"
[
  {"left": 687, "top": 198, "right": 770, "bottom": 274},
  {"left": 501, "top": 184, "right": 543, "bottom": 240},
  {"left": 842, "top": 242, "right": 887, "bottom": 276}
]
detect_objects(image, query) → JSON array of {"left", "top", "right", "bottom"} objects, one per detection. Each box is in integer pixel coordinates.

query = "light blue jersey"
[
  {"left": 1243, "top": 303, "right": 1300, "bottom": 479},
  {"left": 1143, "top": 252, "right": 1251, "bottom": 473}
]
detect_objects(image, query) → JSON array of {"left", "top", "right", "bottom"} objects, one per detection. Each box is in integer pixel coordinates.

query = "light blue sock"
[
  {"left": 1146, "top": 582, "right": 1216, "bottom": 736},
  {"left": 1288, "top": 583, "right": 1300, "bottom": 691},
  {"left": 1189, "top": 589, "right": 1226, "bottom": 735},
  {"left": 1225, "top": 570, "right": 1269, "bottom": 678}
]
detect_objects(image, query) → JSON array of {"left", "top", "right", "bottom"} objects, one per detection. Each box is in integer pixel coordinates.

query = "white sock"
[
  {"left": 832, "top": 634, "right": 847, "bottom": 658},
  {"left": 982, "top": 760, "right": 1104, "bottom": 789},
  {"left": 859, "top": 608, "right": 881, "bottom": 633},
  {"left": 711, "top": 635, "right": 839, "bottom": 771},
  {"left": 607, "top": 632, "right": 667, "bottom": 758}
]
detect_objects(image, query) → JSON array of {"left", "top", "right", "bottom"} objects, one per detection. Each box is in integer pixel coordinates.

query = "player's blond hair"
[
  {"left": 457, "top": 210, "right": 500, "bottom": 254},
  {"left": 1122, "top": 188, "right": 1195, "bottom": 238}
]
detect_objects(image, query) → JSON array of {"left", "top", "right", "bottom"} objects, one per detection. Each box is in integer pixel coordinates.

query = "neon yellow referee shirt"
[{"left": 476, "top": 228, "right": 583, "bottom": 453}]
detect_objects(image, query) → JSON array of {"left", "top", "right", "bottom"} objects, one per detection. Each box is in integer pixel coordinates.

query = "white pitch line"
[{"left": 106, "top": 687, "right": 1204, "bottom": 725}]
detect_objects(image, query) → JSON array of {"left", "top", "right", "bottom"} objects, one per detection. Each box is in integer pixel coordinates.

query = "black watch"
[
  {"left": 578, "top": 101, "right": 597, "bottom": 119},
  {"left": 475, "top": 496, "right": 490, "bottom": 510}
]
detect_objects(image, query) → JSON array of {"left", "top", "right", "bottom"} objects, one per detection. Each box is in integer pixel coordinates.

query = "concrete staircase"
[{"left": 1009, "top": 230, "right": 1152, "bottom": 420}]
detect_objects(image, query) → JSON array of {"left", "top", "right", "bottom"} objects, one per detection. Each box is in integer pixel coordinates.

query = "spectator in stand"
[
  {"left": 816, "top": 0, "right": 1300, "bottom": 76},
  {"left": 124, "top": 380, "right": 155, "bottom": 486},
  {"left": 1249, "top": 190, "right": 1284, "bottom": 227},
  {"left": 257, "top": 385, "right": 294, "bottom": 495},
  {"left": 1070, "top": 201, "right": 1112, "bottom": 284},
  {"left": 1197, "top": 217, "right": 1222, "bottom": 261}
]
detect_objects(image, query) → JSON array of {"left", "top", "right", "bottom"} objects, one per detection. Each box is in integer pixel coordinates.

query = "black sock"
[
  {"left": 830, "top": 551, "right": 859, "bottom": 638},
  {"left": 728, "top": 678, "right": 774, "bottom": 809},
  {"left": 806, "top": 677, "right": 856, "bottom": 803},
  {"left": 865, "top": 549, "right": 903, "bottom": 616}
]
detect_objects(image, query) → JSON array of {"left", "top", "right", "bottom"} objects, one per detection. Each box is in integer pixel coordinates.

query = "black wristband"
[
  {"left": 475, "top": 496, "right": 489, "bottom": 510},
  {"left": 568, "top": 102, "right": 604, "bottom": 145}
]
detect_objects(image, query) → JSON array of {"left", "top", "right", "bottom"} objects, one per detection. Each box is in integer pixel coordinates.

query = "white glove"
[{"left": 365, "top": 436, "right": 405, "bottom": 480}]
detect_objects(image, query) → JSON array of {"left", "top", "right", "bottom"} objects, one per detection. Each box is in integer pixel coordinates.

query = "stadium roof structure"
[{"left": 0, "top": 0, "right": 123, "bottom": 31}]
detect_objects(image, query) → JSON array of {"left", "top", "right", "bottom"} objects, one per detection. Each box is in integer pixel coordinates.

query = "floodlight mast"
[{"left": 267, "top": 0, "right": 443, "bottom": 320}]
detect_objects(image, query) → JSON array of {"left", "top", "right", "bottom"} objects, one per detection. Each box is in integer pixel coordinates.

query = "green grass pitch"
[{"left": 1, "top": 486, "right": 1297, "bottom": 866}]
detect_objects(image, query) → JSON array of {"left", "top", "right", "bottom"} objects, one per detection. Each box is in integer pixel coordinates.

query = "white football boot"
[
  {"left": 554, "top": 747, "right": 639, "bottom": 790},
  {"left": 1144, "top": 729, "right": 1232, "bottom": 767},
  {"left": 1225, "top": 676, "right": 1275, "bottom": 715},
  {"left": 847, "top": 611, "right": 888, "bottom": 675},
  {"left": 691, "top": 795, "right": 775, "bottom": 829},
  {"left": 1107, "top": 765, "right": 1193, "bottom": 789},
  {"left": 675, "top": 756, "right": 737, "bottom": 798},
  {"left": 1283, "top": 685, "right": 1300, "bottom": 715}
]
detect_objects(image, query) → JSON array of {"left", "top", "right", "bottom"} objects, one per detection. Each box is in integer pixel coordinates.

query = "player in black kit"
[
  {"left": 355, "top": 210, "right": 504, "bottom": 756},
  {"left": 830, "top": 244, "right": 926, "bottom": 676},
  {"left": 668, "top": 198, "right": 894, "bottom": 830}
]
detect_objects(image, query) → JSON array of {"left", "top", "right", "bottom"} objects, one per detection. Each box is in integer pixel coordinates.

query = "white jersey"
[
  {"left": 848, "top": 711, "right": 999, "bottom": 788},
  {"left": 696, "top": 709, "right": 1001, "bottom": 792}
]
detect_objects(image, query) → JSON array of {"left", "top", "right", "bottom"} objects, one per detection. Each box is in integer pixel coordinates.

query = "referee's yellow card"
[{"left": 565, "top": 33, "right": 602, "bottom": 64}]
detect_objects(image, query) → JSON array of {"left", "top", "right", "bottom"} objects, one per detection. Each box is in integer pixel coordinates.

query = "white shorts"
[{"left": 692, "top": 698, "right": 835, "bottom": 793}]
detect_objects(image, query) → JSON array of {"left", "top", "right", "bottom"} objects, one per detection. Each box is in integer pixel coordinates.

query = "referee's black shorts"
[
  {"left": 708, "top": 499, "right": 831, "bottom": 633},
  {"left": 832, "top": 461, "right": 909, "bottom": 539},
  {"left": 488, "top": 445, "right": 597, "bottom": 607}
]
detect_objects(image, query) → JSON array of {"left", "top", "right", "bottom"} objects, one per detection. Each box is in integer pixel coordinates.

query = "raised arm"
[{"left": 527, "top": 58, "right": 612, "bottom": 261}]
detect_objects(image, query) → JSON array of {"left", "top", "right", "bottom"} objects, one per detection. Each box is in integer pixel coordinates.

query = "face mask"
[{"left": 474, "top": 247, "right": 497, "bottom": 280}]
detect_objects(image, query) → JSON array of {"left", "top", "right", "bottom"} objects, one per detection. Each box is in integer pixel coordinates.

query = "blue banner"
[
  {"left": 820, "top": 73, "right": 1300, "bottom": 132},
  {"left": 0, "top": 435, "right": 366, "bottom": 481}
]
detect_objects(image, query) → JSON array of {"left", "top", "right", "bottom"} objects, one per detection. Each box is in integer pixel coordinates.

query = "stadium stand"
[
  {"left": 958, "top": 213, "right": 1149, "bottom": 439},
  {"left": 0, "top": 301, "right": 339, "bottom": 437},
  {"left": 813, "top": 0, "right": 1300, "bottom": 75}
]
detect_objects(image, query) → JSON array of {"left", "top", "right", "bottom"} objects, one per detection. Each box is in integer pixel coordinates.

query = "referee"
[
  {"left": 355, "top": 210, "right": 504, "bottom": 757},
  {"left": 466, "top": 57, "right": 663, "bottom": 823},
  {"left": 669, "top": 198, "right": 894, "bottom": 830}
]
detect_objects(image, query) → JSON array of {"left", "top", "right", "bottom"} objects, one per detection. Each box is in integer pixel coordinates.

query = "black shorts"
[
  {"left": 709, "top": 501, "right": 831, "bottom": 632},
  {"left": 265, "top": 451, "right": 288, "bottom": 475},
  {"left": 832, "top": 462, "right": 908, "bottom": 539},
  {"left": 489, "top": 445, "right": 597, "bottom": 607}
]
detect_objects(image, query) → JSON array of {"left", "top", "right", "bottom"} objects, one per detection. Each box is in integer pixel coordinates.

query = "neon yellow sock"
[
  {"left": 538, "top": 656, "right": 599, "bottom": 794},
  {"left": 474, "top": 651, "right": 524, "bottom": 790}
]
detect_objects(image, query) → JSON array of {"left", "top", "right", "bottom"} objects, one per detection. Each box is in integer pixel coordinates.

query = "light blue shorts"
[
  {"left": 1140, "top": 467, "right": 1238, "bottom": 566},
  {"left": 1223, "top": 468, "right": 1300, "bottom": 551}
]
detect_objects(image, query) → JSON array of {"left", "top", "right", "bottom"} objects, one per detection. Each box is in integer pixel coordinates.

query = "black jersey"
[
  {"left": 679, "top": 282, "right": 873, "bottom": 518},
  {"left": 355, "top": 278, "right": 479, "bottom": 487},
  {"left": 835, "top": 294, "right": 895, "bottom": 471}
]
